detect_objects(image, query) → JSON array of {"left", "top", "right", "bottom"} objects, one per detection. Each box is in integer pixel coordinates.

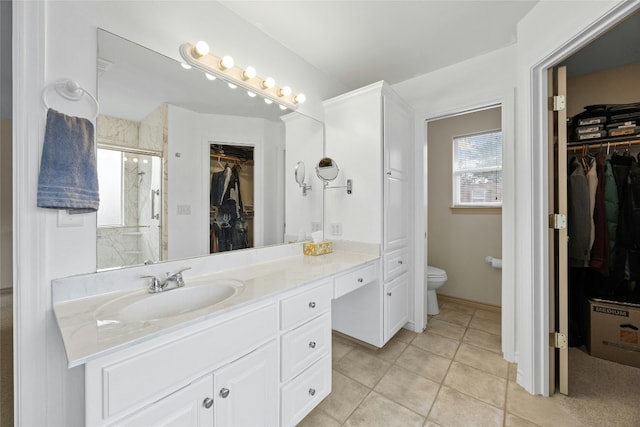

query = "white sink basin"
[{"left": 96, "top": 279, "right": 243, "bottom": 323}]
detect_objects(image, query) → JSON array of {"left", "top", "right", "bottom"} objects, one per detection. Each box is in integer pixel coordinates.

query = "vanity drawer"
[
  {"left": 384, "top": 247, "right": 409, "bottom": 280},
  {"left": 281, "top": 312, "right": 331, "bottom": 382},
  {"left": 92, "top": 303, "right": 278, "bottom": 422},
  {"left": 280, "top": 281, "right": 332, "bottom": 330},
  {"left": 334, "top": 262, "right": 378, "bottom": 299},
  {"left": 281, "top": 354, "right": 331, "bottom": 427}
]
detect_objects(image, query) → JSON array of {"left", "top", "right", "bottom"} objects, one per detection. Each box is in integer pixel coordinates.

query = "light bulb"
[
  {"left": 194, "top": 41, "right": 210, "bottom": 58},
  {"left": 133, "top": 158, "right": 139, "bottom": 163},
  {"left": 279, "top": 105, "right": 287, "bottom": 110},
  {"left": 279, "top": 86, "right": 292, "bottom": 97},
  {"left": 205, "top": 73, "right": 216, "bottom": 81},
  {"left": 180, "top": 62, "right": 192, "bottom": 70},
  {"left": 247, "top": 91, "right": 257, "bottom": 98},
  {"left": 228, "top": 83, "right": 237, "bottom": 89},
  {"left": 142, "top": 159, "right": 149, "bottom": 164},
  {"left": 294, "top": 93, "right": 306, "bottom": 104},
  {"left": 220, "top": 55, "right": 234, "bottom": 70},
  {"left": 242, "top": 66, "right": 257, "bottom": 80},
  {"left": 264, "top": 98, "right": 273, "bottom": 105},
  {"left": 262, "top": 77, "right": 275, "bottom": 89}
]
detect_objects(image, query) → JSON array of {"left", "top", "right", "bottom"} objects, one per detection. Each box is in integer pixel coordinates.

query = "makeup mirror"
[{"left": 315, "top": 157, "right": 340, "bottom": 182}]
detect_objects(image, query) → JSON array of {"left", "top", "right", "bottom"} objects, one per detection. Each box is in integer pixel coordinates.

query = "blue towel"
[{"left": 37, "top": 108, "right": 100, "bottom": 213}]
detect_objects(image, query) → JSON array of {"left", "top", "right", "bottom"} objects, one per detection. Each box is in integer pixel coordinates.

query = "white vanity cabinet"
[
  {"left": 84, "top": 303, "right": 279, "bottom": 426},
  {"left": 279, "top": 281, "right": 333, "bottom": 427},
  {"left": 325, "top": 81, "right": 413, "bottom": 347}
]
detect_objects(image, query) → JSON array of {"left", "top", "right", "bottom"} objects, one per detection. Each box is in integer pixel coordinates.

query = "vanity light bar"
[{"left": 179, "top": 42, "right": 305, "bottom": 110}]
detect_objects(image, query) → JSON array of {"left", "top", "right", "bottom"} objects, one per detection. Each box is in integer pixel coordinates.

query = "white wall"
[
  {"left": 15, "top": 2, "right": 345, "bottom": 425},
  {"left": 283, "top": 113, "right": 324, "bottom": 241},
  {"left": 323, "top": 83, "right": 383, "bottom": 244}
]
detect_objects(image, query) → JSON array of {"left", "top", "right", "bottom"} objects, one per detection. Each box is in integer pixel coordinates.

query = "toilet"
[{"left": 426, "top": 266, "right": 448, "bottom": 315}]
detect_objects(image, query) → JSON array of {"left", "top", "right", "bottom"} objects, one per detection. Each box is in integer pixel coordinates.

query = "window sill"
[{"left": 450, "top": 206, "right": 502, "bottom": 214}]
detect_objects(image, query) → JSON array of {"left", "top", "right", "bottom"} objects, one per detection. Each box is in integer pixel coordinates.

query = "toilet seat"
[{"left": 427, "top": 265, "right": 447, "bottom": 279}]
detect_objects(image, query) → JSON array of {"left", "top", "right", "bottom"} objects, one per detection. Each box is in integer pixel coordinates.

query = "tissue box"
[{"left": 303, "top": 241, "right": 333, "bottom": 256}]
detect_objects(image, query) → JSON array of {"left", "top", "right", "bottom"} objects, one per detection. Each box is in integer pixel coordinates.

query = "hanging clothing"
[
  {"left": 589, "top": 152, "right": 609, "bottom": 275},
  {"left": 604, "top": 157, "right": 619, "bottom": 266},
  {"left": 568, "top": 157, "right": 592, "bottom": 266}
]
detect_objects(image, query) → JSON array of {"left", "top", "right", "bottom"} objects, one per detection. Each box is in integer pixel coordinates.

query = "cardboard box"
[
  {"left": 587, "top": 298, "right": 640, "bottom": 368},
  {"left": 303, "top": 241, "right": 333, "bottom": 256}
]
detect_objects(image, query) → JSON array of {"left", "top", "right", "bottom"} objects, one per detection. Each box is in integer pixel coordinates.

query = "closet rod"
[
  {"left": 209, "top": 153, "right": 254, "bottom": 164},
  {"left": 567, "top": 137, "right": 640, "bottom": 152}
]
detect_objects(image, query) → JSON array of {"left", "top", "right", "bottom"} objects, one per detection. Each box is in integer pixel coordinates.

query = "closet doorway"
[
  {"left": 548, "top": 8, "right": 640, "bottom": 399},
  {"left": 209, "top": 143, "right": 254, "bottom": 253}
]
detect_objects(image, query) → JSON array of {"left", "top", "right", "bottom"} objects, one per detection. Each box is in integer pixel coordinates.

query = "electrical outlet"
[
  {"left": 311, "top": 222, "right": 322, "bottom": 232},
  {"left": 177, "top": 204, "right": 191, "bottom": 215},
  {"left": 330, "top": 222, "right": 342, "bottom": 236}
]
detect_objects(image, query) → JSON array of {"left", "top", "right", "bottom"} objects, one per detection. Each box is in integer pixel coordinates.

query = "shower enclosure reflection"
[{"left": 97, "top": 146, "right": 163, "bottom": 270}]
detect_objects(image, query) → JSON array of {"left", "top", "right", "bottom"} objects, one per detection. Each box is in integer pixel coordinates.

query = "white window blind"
[{"left": 452, "top": 130, "right": 502, "bottom": 207}]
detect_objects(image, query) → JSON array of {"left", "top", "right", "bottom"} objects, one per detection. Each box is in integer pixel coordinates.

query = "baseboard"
[{"left": 438, "top": 294, "right": 501, "bottom": 313}]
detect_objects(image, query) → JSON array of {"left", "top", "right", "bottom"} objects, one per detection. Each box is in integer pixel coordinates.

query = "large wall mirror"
[{"left": 96, "top": 29, "right": 324, "bottom": 270}]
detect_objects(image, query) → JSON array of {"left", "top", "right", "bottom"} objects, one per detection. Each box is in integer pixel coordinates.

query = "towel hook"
[{"left": 42, "top": 78, "right": 99, "bottom": 120}]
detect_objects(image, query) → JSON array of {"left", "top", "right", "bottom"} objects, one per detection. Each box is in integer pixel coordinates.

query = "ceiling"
[{"left": 219, "top": 0, "right": 539, "bottom": 90}]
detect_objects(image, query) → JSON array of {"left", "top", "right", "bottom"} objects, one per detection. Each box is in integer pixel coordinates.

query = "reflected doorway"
[{"left": 209, "top": 144, "right": 254, "bottom": 253}]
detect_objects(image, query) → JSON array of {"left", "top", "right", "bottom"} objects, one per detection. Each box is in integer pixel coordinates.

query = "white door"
[
  {"left": 213, "top": 340, "right": 279, "bottom": 426},
  {"left": 548, "top": 65, "right": 569, "bottom": 395},
  {"left": 117, "top": 375, "right": 214, "bottom": 426}
]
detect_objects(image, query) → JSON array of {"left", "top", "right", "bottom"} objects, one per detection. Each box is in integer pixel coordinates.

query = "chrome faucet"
[{"left": 142, "top": 267, "right": 192, "bottom": 293}]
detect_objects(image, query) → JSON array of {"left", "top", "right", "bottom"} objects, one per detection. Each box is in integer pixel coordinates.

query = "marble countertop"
[{"left": 53, "top": 249, "right": 379, "bottom": 367}]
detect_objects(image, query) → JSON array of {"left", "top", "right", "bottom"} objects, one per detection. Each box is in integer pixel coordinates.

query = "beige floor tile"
[
  {"left": 463, "top": 327, "right": 502, "bottom": 353},
  {"left": 361, "top": 338, "right": 408, "bottom": 362},
  {"left": 334, "top": 348, "right": 391, "bottom": 388},
  {"left": 473, "top": 308, "right": 501, "bottom": 321},
  {"left": 344, "top": 391, "right": 424, "bottom": 427},
  {"left": 332, "top": 337, "right": 355, "bottom": 363},
  {"left": 454, "top": 343, "right": 509, "bottom": 378},
  {"left": 428, "top": 385, "right": 503, "bottom": 427},
  {"left": 317, "top": 370, "right": 370, "bottom": 423},
  {"left": 423, "top": 422, "right": 442, "bottom": 427},
  {"left": 439, "top": 300, "right": 476, "bottom": 315},
  {"left": 296, "top": 407, "right": 341, "bottom": 427},
  {"left": 469, "top": 315, "right": 502, "bottom": 336},
  {"left": 504, "top": 413, "right": 541, "bottom": 427},
  {"left": 425, "top": 318, "right": 467, "bottom": 340},
  {"left": 412, "top": 331, "right": 460, "bottom": 359},
  {"left": 443, "top": 361, "right": 507, "bottom": 408},
  {"left": 433, "top": 308, "right": 473, "bottom": 327},
  {"left": 374, "top": 365, "right": 440, "bottom": 416},
  {"left": 508, "top": 362, "right": 518, "bottom": 382},
  {"left": 395, "top": 345, "right": 452, "bottom": 383},
  {"left": 393, "top": 327, "right": 418, "bottom": 344},
  {"left": 506, "top": 381, "right": 581, "bottom": 427}
]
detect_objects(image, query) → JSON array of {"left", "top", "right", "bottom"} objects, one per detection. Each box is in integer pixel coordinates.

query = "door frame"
[{"left": 530, "top": 1, "right": 640, "bottom": 396}]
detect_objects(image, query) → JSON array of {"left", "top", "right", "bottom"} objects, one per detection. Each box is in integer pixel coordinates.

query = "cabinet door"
[
  {"left": 214, "top": 340, "right": 278, "bottom": 427},
  {"left": 383, "top": 95, "right": 411, "bottom": 252},
  {"left": 384, "top": 272, "right": 409, "bottom": 341},
  {"left": 116, "top": 375, "right": 213, "bottom": 427}
]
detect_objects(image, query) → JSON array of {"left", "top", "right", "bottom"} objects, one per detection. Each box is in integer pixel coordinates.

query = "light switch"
[{"left": 57, "top": 210, "right": 84, "bottom": 227}]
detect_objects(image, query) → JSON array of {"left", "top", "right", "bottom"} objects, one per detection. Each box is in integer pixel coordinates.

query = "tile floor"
[{"left": 298, "top": 300, "right": 583, "bottom": 427}]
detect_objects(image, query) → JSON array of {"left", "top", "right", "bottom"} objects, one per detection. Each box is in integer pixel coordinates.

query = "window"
[{"left": 452, "top": 130, "right": 502, "bottom": 207}]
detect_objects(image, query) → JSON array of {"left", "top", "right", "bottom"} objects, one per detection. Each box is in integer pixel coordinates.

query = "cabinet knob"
[
  {"left": 386, "top": 171, "right": 392, "bottom": 176},
  {"left": 308, "top": 388, "right": 316, "bottom": 396},
  {"left": 357, "top": 277, "right": 364, "bottom": 283},
  {"left": 309, "top": 341, "right": 317, "bottom": 349},
  {"left": 202, "top": 397, "right": 214, "bottom": 409},
  {"left": 309, "top": 301, "right": 316, "bottom": 309},
  {"left": 387, "top": 292, "right": 392, "bottom": 296},
  {"left": 219, "top": 388, "right": 230, "bottom": 398},
  {"left": 398, "top": 260, "right": 403, "bottom": 265}
]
